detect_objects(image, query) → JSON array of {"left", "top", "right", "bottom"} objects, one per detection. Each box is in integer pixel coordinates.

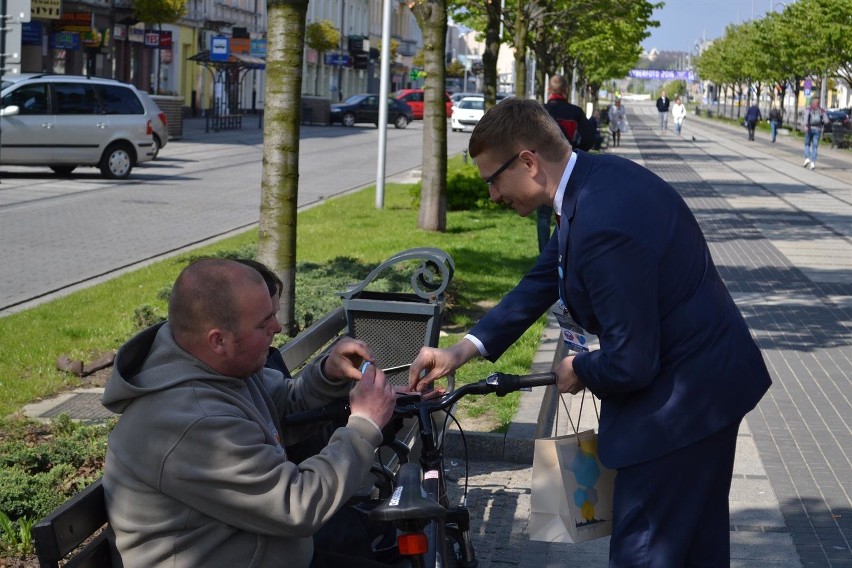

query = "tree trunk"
[
  {"left": 315, "top": 55, "right": 321, "bottom": 96},
  {"left": 411, "top": 0, "right": 448, "bottom": 232},
  {"left": 482, "top": 1, "right": 501, "bottom": 111},
  {"left": 257, "top": 0, "right": 308, "bottom": 336},
  {"left": 513, "top": 2, "right": 528, "bottom": 99}
]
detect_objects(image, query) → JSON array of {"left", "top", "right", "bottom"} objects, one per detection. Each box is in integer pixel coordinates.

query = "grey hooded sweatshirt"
[{"left": 102, "top": 322, "right": 383, "bottom": 568}]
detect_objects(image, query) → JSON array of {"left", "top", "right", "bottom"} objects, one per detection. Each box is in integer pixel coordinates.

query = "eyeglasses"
[
  {"left": 483, "top": 154, "right": 520, "bottom": 186},
  {"left": 483, "top": 152, "right": 525, "bottom": 186}
]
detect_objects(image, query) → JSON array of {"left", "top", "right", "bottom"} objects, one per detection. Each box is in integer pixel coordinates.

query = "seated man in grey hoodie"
[{"left": 102, "top": 258, "right": 397, "bottom": 568}]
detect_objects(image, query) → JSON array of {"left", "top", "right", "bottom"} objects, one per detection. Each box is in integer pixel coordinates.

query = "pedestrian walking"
[
  {"left": 609, "top": 98, "right": 627, "bottom": 147},
  {"left": 745, "top": 103, "right": 762, "bottom": 141},
  {"left": 768, "top": 102, "right": 783, "bottom": 143},
  {"left": 801, "top": 96, "right": 828, "bottom": 170},
  {"left": 656, "top": 91, "right": 670, "bottom": 133},
  {"left": 671, "top": 96, "right": 687, "bottom": 136}
]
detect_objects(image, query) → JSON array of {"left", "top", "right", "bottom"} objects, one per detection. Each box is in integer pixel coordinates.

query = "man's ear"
[
  {"left": 207, "top": 328, "right": 227, "bottom": 356},
  {"left": 520, "top": 149, "right": 538, "bottom": 175}
]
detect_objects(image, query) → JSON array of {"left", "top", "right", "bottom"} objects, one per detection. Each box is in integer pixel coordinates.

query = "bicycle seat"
[{"left": 369, "top": 463, "right": 445, "bottom": 524}]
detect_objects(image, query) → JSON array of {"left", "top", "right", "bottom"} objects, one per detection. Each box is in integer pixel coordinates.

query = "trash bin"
[{"left": 339, "top": 247, "right": 454, "bottom": 387}]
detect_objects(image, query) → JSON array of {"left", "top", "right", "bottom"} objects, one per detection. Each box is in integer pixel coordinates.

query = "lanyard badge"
[{"left": 554, "top": 309, "right": 590, "bottom": 353}]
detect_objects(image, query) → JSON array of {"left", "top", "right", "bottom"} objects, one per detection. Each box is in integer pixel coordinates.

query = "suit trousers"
[{"left": 608, "top": 419, "right": 741, "bottom": 568}]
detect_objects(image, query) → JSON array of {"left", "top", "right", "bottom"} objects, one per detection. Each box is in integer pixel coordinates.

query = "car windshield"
[
  {"left": 342, "top": 94, "right": 368, "bottom": 104},
  {"left": 460, "top": 98, "right": 484, "bottom": 110}
]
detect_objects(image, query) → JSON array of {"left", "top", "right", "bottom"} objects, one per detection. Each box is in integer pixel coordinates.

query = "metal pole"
[
  {"left": 338, "top": 0, "right": 345, "bottom": 101},
  {"left": 374, "top": 0, "right": 391, "bottom": 209},
  {"left": 0, "top": 0, "right": 6, "bottom": 184}
]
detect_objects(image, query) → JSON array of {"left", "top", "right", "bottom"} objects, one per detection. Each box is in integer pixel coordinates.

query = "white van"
[{"left": 0, "top": 74, "right": 155, "bottom": 179}]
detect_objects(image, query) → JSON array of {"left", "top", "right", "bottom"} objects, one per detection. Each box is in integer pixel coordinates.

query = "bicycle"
[{"left": 283, "top": 370, "right": 557, "bottom": 568}]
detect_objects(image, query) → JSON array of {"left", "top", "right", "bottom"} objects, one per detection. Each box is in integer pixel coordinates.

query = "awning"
[{"left": 188, "top": 50, "right": 266, "bottom": 70}]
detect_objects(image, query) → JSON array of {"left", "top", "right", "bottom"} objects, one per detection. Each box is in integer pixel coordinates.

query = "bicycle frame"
[{"left": 379, "top": 372, "right": 556, "bottom": 568}]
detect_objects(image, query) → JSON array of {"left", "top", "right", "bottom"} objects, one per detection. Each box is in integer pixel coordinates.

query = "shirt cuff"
[{"left": 464, "top": 334, "right": 489, "bottom": 358}]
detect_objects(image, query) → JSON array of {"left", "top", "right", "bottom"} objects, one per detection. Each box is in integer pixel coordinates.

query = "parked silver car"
[
  {"left": 136, "top": 90, "right": 168, "bottom": 159},
  {"left": 0, "top": 74, "right": 155, "bottom": 178}
]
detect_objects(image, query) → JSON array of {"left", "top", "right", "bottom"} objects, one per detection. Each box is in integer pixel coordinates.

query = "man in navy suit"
[{"left": 408, "top": 99, "right": 771, "bottom": 567}]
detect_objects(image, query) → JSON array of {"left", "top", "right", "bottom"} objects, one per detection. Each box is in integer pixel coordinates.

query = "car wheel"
[
  {"left": 99, "top": 142, "right": 134, "bottom": 179},
  {"left": 342, "top": 113, "right": 356, "bottom": 127},
  {"left": 151, "top": 135, "right": 161, "bottom": 160},
  {"left": 50, "top": 166, "right": 76, "bottom": 176},
  {"left": 394, "top": 115, "right": 409, "bottom": 129}
]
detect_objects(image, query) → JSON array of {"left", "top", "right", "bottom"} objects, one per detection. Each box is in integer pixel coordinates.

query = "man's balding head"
[
  {"left": 549, "top": 75, "right": 568, "bottom": 97},
  {"left": 169, "top": 259, "right": 265, "bottom": 345}
]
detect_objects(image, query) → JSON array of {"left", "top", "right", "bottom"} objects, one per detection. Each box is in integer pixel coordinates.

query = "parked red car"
[{"left": 392, "top": 89, "right": 452, "bottom": 119}]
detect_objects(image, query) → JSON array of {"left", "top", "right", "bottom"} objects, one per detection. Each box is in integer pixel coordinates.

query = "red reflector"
[
  {"left": 158, "top": 112, "right": 167, "bottom": 127},
  {"left": 146, "top": 120, "right": 152, "bottom": 135},
  {"left": 397, "top": 532, "right": 428, "bottom": 555}
]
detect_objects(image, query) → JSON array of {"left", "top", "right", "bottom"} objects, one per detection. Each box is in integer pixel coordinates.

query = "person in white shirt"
[{"left": 671, "top": 97, "right": 687, "bottom": 136}]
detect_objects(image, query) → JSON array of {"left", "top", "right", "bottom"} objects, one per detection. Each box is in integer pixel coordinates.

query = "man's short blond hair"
[{"left": 468, "top": 98, "right": 569, "bottom": 163}]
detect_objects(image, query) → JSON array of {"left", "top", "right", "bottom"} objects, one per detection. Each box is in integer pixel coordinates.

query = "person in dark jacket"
[
  {"left": 408, "top": 98, "right": 771, "bottom": 567},
  {"left": 656, "top": 91, "right": 670, "bottom": 133},
  {"left": 745, "top": 103, "right": 762, "bottom": 141},
  {"left": 768, "top": 102, "right": 783, "bottom": 143},
  {"left": 537, "top": 74, "right": 596, "bottom": 252}
]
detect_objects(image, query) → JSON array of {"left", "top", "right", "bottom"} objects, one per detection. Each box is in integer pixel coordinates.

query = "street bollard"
[{"left": 462, "top": 149, "right": 468, "bottom": 164}]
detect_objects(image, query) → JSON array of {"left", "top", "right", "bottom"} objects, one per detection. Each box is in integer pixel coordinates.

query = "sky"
[{"left": 641, "top": 0, "right": 785, "bottom": 53}]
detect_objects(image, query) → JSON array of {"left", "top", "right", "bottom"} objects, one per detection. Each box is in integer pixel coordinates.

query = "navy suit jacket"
[{"left": 470, "top": 152, "right": 771, "bottom": 469}]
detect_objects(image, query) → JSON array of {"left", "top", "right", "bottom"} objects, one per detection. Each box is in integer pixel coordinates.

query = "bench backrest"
[{"left": 31, "top": 478, "right": 112, "bottom": 568}]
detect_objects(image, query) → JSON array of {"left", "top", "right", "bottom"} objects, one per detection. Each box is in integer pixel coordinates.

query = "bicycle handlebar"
[{"left": 281, "top": 372, "right": 557, "bottom": 427}]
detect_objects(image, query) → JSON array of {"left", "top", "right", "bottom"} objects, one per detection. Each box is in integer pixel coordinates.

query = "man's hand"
[
  {"left": 556, "top": 355, "right": 586, "bottom": 395},
  {"left": 349, "top": 364, "right": 396, "bottom": 428},
  {"left": 408, "top": 340, "right": 479, "bottom": 393},
  {"left": 322, "top": 338, "right": 373, "bottom": 382}
]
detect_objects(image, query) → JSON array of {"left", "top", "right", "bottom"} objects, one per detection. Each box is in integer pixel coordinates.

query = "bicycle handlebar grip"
[{"left": 494, "top": 372, "right": 557, "bottom": 397}]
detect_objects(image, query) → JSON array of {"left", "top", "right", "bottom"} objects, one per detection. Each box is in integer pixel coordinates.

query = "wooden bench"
[{"left": 31, "top": 248, "right": 454, "bottom": 567}]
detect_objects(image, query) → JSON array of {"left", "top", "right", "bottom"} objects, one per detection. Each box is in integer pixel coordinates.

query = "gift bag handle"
[{"left": 556, "top": 389, "right": 601, "bottom": 446}]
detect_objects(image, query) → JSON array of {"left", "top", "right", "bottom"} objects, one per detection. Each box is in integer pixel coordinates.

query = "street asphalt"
[{"left": 22, "top": 102, "right": 851, "bottom": 567}]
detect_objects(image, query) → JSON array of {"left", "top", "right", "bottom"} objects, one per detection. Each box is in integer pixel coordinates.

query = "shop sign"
[
  {"left": 57, "top": 12, "right": 93, "bottom": 33},
  {"left": 81, "top": 30, "right": 101, "bottom": 47},
  {"left": 32, "top": 0, "right": 60, "bottom": 19},
  {"left": 49, "top": 31, "right": 80, "bottom": 50},
  {"left": 250, "top": 39, "right": 266, "bottom": 58},
  {"left": 231, "top": 37, "right": 250, "bottom": 55},
  {"left": 144, "top": 30, "right": 159, "bottom": 47},
  {"left": 80, "top": 28, "right": 110, "bottom": 48},
  {"left": 325, "top": 53, "right": 351, "bottom": 66},
  {"left": 22, "top": 21, "right": 43, "bottom": 45},
  {"left": 128, "top": 23, "right": 145, "bottom": 43},
  {"left": 113, "top": 24, "right": 127, "bottom": 41}
]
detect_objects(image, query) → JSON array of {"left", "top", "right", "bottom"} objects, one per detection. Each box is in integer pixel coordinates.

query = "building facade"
[{"left": 13, "top": 0, "right": 427, "bottom": 113}]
